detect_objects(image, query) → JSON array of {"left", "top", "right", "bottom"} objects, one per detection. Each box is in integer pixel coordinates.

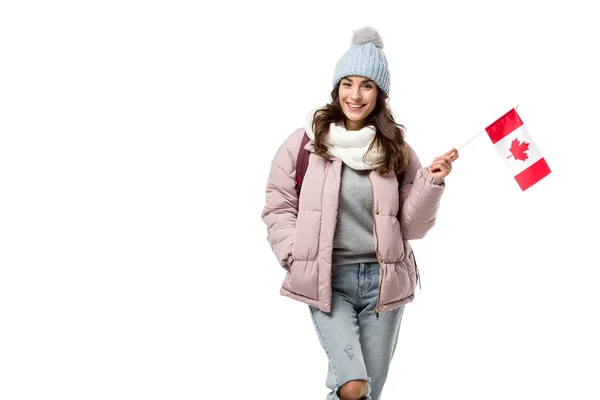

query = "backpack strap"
[{"left": 294, "top": 132, "right": 311, "bottom": 199}]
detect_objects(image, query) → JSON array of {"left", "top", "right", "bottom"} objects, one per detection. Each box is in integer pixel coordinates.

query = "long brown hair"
[{"left": 312, "top": 83, "right": 408, "bottom": 176}]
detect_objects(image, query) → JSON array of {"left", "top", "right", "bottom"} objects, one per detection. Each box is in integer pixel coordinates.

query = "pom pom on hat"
[{"left": 352, "top": 26, "right": 384, "bottom": 49}]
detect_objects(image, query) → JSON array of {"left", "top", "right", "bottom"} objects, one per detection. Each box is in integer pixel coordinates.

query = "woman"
[{"left": 261, "top": 26, "right": 458, "bottom": 400}]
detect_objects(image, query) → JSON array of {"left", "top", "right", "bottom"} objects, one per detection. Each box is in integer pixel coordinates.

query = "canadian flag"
[{"left": 485, "top": 108, "right": 551, "bottom": 191}]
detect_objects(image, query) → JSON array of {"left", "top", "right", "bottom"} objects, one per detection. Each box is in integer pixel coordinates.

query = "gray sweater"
[{"left": 332, "top": 164, "right": 378, "bottom": 267}]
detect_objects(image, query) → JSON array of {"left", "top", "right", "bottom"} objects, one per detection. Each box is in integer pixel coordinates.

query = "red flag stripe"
[
  {"left": 514, "top": 157, "right": 551, "bottom": 191},
  {"left": 485, "top": 108, "right": 524, "bottom": 144}
]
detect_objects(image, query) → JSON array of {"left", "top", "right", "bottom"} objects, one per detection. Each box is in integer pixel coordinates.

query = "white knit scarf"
[{"left": 305, "top": 109, "right": 382, "bottom": 170}]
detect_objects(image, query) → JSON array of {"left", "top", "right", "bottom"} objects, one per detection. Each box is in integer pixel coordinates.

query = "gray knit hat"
[{"left": 333, "top": 27, "right": 390, "bottom": 95}]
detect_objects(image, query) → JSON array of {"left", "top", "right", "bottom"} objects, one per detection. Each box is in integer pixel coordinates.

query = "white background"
[{"left": 1, "top": 1, "right": 599, "bottom": 399}]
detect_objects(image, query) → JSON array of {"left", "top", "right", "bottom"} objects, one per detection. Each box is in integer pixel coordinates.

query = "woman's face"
[{"left": 338, "top": 76, "right": 378, "bottom": 130}]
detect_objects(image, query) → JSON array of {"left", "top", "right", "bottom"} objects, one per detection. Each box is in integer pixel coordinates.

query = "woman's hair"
[{"left": 312, "top": 83, "right": 409, "bottom": 176}]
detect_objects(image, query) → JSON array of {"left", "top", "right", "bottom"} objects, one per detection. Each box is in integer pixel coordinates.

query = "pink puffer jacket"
[{"left": 261, "top": 128, "right": 445, "bottom": 315}]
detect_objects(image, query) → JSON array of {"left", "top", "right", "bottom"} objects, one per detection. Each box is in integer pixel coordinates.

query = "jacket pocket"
[
  {"left": 281, "top": 259, "right": 319, "bottom": 300},
  {"left": 285, "top": 253, "right": 295, "bottom": 270},
  {"left": 378, "top": 260, "right": 413, "bottom": 306},
  {"left": 292, "top": 210, "right": 321, "bottom": 260}
]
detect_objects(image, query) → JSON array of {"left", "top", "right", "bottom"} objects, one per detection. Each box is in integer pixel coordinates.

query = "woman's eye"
[
  {"left": 363, "top": 84, "right": 372, "bottom": 89},
  {"left": 343, "top": 83, "right": 351, "bottom": 87}
]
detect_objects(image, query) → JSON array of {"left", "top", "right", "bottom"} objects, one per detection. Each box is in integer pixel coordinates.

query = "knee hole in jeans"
[{"left": 337, "top": 379, "right": 368, "bottom": 400}]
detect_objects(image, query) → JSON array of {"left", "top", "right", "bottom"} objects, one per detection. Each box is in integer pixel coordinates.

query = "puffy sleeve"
[
  {"left": 398, "top": 143, "right": 446, "bottom": 240},
  {"left": 261, "top": 129, "right": 304, "bottom": 269}
]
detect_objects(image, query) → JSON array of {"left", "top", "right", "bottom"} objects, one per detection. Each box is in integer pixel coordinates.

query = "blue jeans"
[{"left": 309, "top": 262, "right": 405, "bottom": 400}]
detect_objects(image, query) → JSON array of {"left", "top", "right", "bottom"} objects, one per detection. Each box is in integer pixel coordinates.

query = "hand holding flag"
[{"left": 428, "top": 148, "right": 460, "bottom": 179}]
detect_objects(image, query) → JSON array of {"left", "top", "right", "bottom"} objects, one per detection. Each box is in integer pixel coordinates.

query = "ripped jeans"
[{"left": 309, "top": 262, "right": 405, "bottom": 400}]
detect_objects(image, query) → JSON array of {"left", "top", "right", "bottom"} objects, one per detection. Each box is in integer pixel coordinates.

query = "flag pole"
[
  {"left": 456, "top": 130, "right": 484, "bottom": 151},
  {"left": 456, "top": 105, "right": 520, "bottom": 151}
]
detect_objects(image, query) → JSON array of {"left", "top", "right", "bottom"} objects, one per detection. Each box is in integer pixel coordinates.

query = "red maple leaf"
[{"left": 507, "top": 138, "right": 530, "bottom": 161}]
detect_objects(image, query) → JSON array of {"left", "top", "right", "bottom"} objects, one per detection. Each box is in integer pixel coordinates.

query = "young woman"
[{"left": 261, "top": 27, "right": 458, "bottom": 400}]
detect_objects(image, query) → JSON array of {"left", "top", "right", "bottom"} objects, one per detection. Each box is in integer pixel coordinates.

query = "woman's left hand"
[{"left": 427, "top": 148, "right": 459, "bottom": 180}]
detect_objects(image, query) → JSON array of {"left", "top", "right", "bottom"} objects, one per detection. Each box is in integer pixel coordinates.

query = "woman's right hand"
[{"left": 427, "top": 148, "right": 459, "bottom": 180}]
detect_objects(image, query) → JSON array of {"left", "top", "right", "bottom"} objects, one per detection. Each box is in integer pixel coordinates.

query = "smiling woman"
[{"left": 261, "top": 26, "right": 458, "bottom": 400}]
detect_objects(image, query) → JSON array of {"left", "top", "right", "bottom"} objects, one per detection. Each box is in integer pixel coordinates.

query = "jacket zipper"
[{"left": 368, "top": 173, "right": 382, "bottom": 319}]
